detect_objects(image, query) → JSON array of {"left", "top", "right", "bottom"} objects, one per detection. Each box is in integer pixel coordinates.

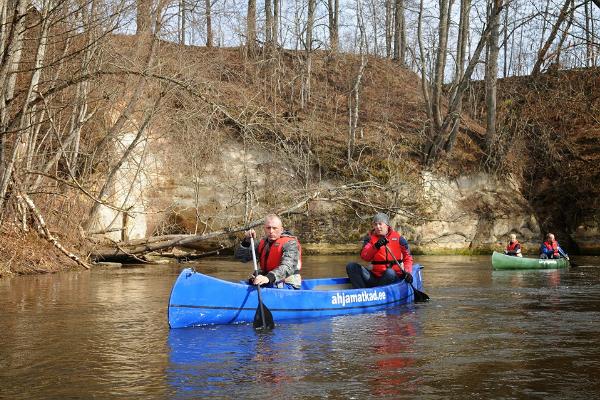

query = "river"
[{"left": 1, "top": 254, "right": 599, "bottom": 399}]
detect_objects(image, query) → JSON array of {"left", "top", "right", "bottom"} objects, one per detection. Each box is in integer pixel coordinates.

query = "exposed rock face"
[
  {"left": 406, "top": 172, "right": 541, "bottom": 254},
  {"left": 89, "top": 134, "right": 544, "bottom": 254},
  {"left": 573, "top": 225, "right": 600, "bottom": 255}
]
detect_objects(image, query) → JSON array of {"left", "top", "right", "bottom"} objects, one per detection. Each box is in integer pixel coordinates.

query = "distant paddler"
[{"left": 504, "top": 234, "right": 523, "bottom": 257}]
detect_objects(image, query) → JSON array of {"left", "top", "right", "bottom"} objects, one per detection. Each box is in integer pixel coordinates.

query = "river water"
[{"left": 1, "top": 254, "right": 599, "bottom": 399}]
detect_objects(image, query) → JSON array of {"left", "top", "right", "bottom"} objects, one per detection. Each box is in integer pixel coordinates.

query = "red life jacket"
[
  {"left": 543, "top": 240, "right": 559, "bottom": 257},
  {"left": 506, "top": 240, "right": 520, "bottom": 252},
  {"left": 366, "top": 230, "right": 406, "bottom": 278},
  {"left": 257, "top": 236, "right": 302, "bottom": 274}
]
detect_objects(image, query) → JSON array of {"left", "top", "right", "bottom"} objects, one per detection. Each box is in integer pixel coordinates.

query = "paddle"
[
  {"left": 250, "top": 237, "right": 275, "bottom": 330},
  {"left": 384, "top": 245, "right": 430, "bottom": 303},
  {"left": 558, "top": 247, "right": 577, "bottom": 267}
]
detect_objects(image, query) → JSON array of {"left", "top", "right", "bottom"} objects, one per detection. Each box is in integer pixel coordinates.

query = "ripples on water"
[{"left": 1, "top": 256, "right": 599, "bottom": 399}]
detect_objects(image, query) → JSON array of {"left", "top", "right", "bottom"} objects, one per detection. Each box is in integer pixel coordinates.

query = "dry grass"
[{"left": 0, "top": 225, "right": 78, "bottom": 278}]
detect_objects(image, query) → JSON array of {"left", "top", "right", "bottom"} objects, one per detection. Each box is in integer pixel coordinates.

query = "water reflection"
[
  {"left": 2, "top": 256, "right": 600, "bottom": 399},
  {"left": 167, "top": 306, "right": 421, "bottom": 399}
]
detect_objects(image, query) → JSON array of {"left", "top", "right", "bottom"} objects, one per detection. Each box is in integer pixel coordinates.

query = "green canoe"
[{"left": 491, "top": 251, "right": 569, "bottom": 270}]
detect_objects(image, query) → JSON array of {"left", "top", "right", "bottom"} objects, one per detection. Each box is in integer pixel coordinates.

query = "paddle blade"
[
  {"left": 253, "top": 303, "right": 275, "bottom": 330},
  {"left": 411, "top": 284, "right": 430, "bottom": 303}
]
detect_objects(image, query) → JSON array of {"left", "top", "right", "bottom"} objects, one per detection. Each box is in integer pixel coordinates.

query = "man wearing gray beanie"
[{"left": 346, "top": 212, "right": 413, "bottom": 288}]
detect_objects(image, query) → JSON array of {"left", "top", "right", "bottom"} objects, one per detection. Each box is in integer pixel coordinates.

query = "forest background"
[{"left": 1, "top": 0, "right": 599, "bottom": 275}]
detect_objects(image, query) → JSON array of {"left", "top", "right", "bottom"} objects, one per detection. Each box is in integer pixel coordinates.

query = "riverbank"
[
  {"left": 0, "top": 227, "right": 83, "bottom": 278},
  {"left": 1, "top": 233, "right": 573, "bottom": 277}
]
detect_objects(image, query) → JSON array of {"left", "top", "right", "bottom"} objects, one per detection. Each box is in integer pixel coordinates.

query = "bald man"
[{"left": 235, "top": 214, "right": 302, "bottom": 289}]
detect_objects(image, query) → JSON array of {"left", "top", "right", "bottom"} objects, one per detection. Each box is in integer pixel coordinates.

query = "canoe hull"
[
  {"left": 168, "top": 265, "right": 424, "bottom": 328},
  {"left": 491, "top": 251, "right": 569, "bottom": 270}
]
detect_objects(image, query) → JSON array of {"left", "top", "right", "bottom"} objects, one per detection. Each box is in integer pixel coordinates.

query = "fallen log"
[{"left": 88, "top": 192, "right": 320, "bottom": 260}]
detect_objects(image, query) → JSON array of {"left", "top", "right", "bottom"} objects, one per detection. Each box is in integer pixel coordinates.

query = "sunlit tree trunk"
[
  {"left": 431, "top": 0, "right": 451, "bottom": 131},
  {"left": 385, "top": 0, "right": 392, "bottom": 58},
  {"left": 532, "top": 0, "right": 572, "bottom": 75},
  {"left": 265, "top": 0, "right": 273, "bottom": 46},
  {"left": 273, "top": 0, "right": 279, "bottom": 46},
  {"left": 206, "top": 0, "right": 213, "bottom": 47},
  {"left": 247, "top": 0, "right": 256, "bottom": 55},
  {"left": 444, "top": 0, "right": 471, "bottom": 152},
  {"left": 485, "top": 0, "right": 502, "bottom": 160},
  {"left": 393, "top": 0, "right": 405, "bottom": 63},
  {"left": 303, "top": 0, "right": 316, "bottom": 107},
  {"left": 0, "top": 0, "right": 28, "bottom": 170},
  {"left": 180, "top": 0, "right": 186, "bottom": 45},
  {"left": 328, "top": 0, "right": 339, "bottom": 52},
  {"left": 0, "top": 0, "right": 51, "bottom": 214}
]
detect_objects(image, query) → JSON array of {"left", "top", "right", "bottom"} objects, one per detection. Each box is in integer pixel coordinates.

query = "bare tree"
[
  {"left": 273, "top": 0, "right": 279, "bottom": 46},
  {"left": 348, "top": 0, "right": 369, "bottom": 167},
  {"left": 430, "top": 0, "right": 452, "bottom": 135},
  {"left": 328, "top": 0, "right": 339, "bottom": 52},
  {"left": 484, "top": 0, "right": 503, "bottom": 165},
  {"left": 265, "top": 0, "right": 273, "bottom": 46},
  {"left": 393, "top": 0, "right": 405, "bottom": 63},
  {"left": 247, "top": 0, "right": 257, "bottom": 55},
  {"left": 422, "top": 0, "right": 505, "bottom": 166},
  {"left": 206, "top": 0, "right": 213, "bottom": 47},
  {"left": 444, "top": 0, "right": 471, "bottom": 152},
  {"left": 302, "top": 0, "right": 316, "bottom": 107},
  {"left": 137, "top": 0, "right": 153, "bottom": 35},
  {"left": 179, "top": 0, "right": 186, "bottom": 44},
  {"left": 385, "top": 0, "right": 393, "bottom": 58},
  {"left": 532, "top": 0, "right": 573, "bottom": 75}
]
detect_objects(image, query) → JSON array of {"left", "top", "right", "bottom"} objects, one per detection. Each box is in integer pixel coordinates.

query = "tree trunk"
[
  {"left": 385, "top": 0, "right": 392, "bottom": 58},
  {"left": 265, "top": 0, "right": 273, "bottom": 46},
  {"left": 247, "top": 0, "right": 257, "bottom": 55},
  {"left": 393, "top": 0, "right": 405, "bottom": 63},
  {"left": 179, "top": 0, "right": 185, "bottom": 44},
  {"left": 425, "top": 1, "right": 503, "bottom": 166},
  {"left": 0, "top": 0, "right": 28, "bottom": 174},
  {"left": 273, "top": 0, "right": 279, "bottom": 46},
  {"left": 417, "top": 0, "right": 432, "bottom": 124},
  {"left": 444, "top": 0, "right": 471, "bottom": 152},
  {"left": 431, "top": 0, "right": 451, "bottom": 131},
  {"left": 327, "top": 0, "right": 339, "bottom": 52},
  {"left": 303, "top": 0, "right": 316, "bottom": 107},
  {"left": 136, "top": 0, "right": 152, "bottom": 36},
  {"left": 206, "top": 0, "right": 213, "bottom": 47},
  {"left": 554, "top": 0, "right": 575, "bottom": 68},
  {"left": 0, "top": 0, "right": 51, "bottom": 215},
  {"left": 532, "top": 0, "right": 572, "bottom": 75},
  {"left": 485, "top": 0, "right": 502, "bottom": 161}
]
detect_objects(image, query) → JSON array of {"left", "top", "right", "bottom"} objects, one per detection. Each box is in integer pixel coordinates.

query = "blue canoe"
[{"left": 168, "top": 265, "right": 425, "bottom": 328}]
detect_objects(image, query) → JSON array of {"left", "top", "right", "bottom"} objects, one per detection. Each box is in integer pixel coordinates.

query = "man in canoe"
[
  {"left": 346, "top": 212, "right": 413, "bottom": 288},
  {"left": 539, "top": 233, "right": 568, "bottom": 259},
  {"left": 504, "top": 234, "right": 523, "bottom": 257},
  {"left": 235, "top": 214, "right": 302, "bottom": 289}
]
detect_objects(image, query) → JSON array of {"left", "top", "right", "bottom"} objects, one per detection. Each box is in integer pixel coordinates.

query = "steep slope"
[{"left": 465, "top": 68, "right": 600, "bottom": 252}]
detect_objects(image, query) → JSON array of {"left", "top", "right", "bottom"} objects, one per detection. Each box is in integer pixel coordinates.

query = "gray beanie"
[{"left": 372, "top": 212, "right": 390, "bottom": 225}]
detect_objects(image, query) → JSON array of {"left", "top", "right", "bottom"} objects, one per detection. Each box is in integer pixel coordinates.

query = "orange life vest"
[
  {"left": 257, "top": 236, "right": 302, "bottom": 274},
  {"left": 366, "top": 230, "right": 406, "bottom": 278},
  {"left": 543, "top": 240, "right": 559, "bottom": 257},
  {"left": 506, "top": 240, "right": 520, "bottom": 252}
]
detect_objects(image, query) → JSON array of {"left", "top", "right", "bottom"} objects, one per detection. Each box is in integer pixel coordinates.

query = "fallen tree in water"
[{"left": 88, "top": 192, "right": 322, "bottom": 261}]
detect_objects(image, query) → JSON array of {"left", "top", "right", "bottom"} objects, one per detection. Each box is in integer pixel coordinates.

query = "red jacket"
[{"left": 361, "top": 228, "right": 413, "bottom": 276}]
